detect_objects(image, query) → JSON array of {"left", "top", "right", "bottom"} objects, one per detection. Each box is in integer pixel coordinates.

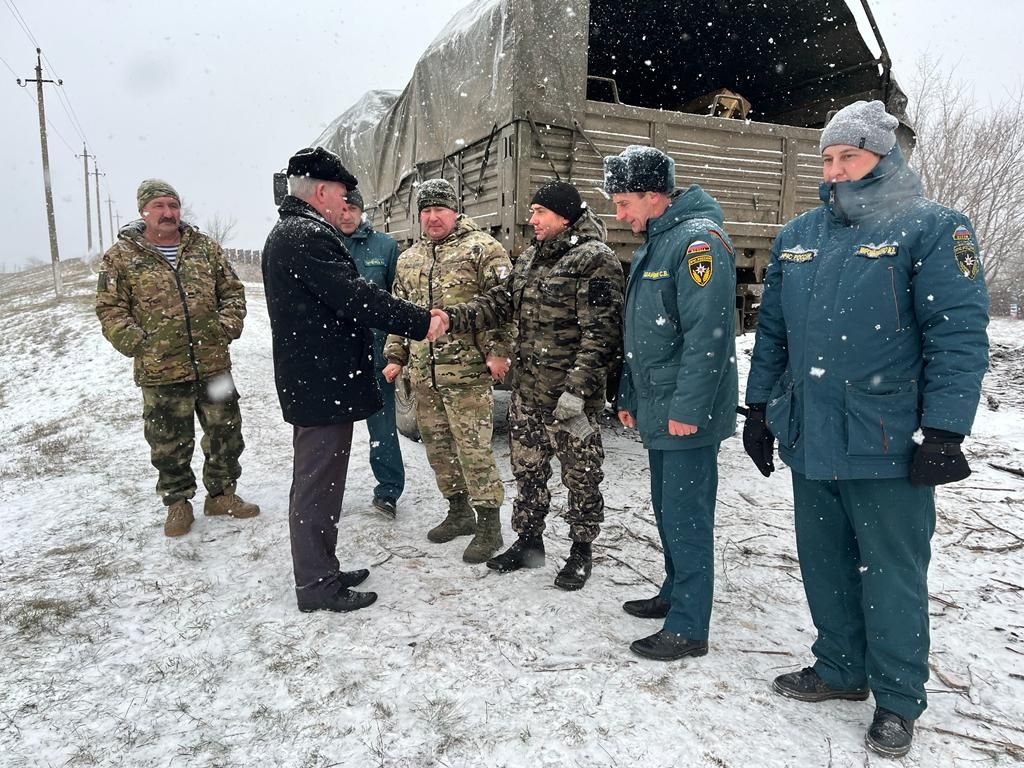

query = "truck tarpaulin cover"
[{"left": 315, "top": 0, "right": 907, "bottom": 206}]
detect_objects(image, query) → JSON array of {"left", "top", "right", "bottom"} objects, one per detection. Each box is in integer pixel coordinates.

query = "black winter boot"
[
  {"left": 554, "top": 542, "right": 592, "bottom": 590},
  {"left": 772, "top": 666, "right": 869, "bottom": 702},
  {"left": 486, "top": 535, "right": 545, "bottom": 572},
  {"left": 865, "top": 707, "right": 915, "bottom": 758}
]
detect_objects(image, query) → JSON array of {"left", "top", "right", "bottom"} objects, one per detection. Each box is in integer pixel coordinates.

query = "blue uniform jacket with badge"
[
  {"left": 745, "top": 146, "right": 989, "bottom": 480},
  {"left": 617, "top": 185, "right": 738, "bottom": 450},
  {"left": 341, "top": 221, "right": 399, "bottom": 370}
]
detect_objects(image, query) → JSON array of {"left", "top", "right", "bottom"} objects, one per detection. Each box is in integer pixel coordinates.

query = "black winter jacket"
[{"left": 262, "top": 196, "right": 430, "bottom": 425}]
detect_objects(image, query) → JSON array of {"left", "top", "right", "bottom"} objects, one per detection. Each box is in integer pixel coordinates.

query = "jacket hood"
[
  {"left": 647, "top": 185, "right": 725, "bottom": 238},
  {"left": 346, "top": 220, "right": 375, "bottom": 240},
  {"left": 532, "top": 208, "right": 607, "bottom": 251},
  {"left": 820, "top": 145, "right": 924, "bottom": 224},
  {"left": 117, "top": 218, "right": 196, "bottom": 248},
  {"left": 424, "top": 213, "right": 482, "bottom": 245}
]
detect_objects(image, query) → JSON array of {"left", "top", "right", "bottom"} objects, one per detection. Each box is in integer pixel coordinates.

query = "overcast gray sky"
[{"left": 1, "top": 0, "right": 1021, "bottom": 271}]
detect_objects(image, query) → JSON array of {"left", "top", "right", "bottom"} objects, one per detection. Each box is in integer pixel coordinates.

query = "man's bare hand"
[
  {"left": 382, "top": 363, "right": 403, "bottom": 383},
  {"left": 486, "top": 355, "right": 510, "bottom": 382},
  {"left": 426, "top": 310, "right": 448, "bottom": 342},
  {"left": 668, "top": 419, "right": 697, "bottom": 436},
  {"left": 618, "top": 410, "right": 636, "bottom": 429}
]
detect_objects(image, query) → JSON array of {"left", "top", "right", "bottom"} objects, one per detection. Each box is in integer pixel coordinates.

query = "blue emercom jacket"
[
  {"left": 341, "top": 221, "right": 399, "bottom": 370},
  {"left": 745, "top": 146, "right": 989, "bottom": 480},
  {"left": 617, "top": 185, "right": 738, "bottom": 450}
]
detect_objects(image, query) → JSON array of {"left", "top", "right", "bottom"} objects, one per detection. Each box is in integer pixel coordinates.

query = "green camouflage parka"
[
  {"left": 446, "top": 212, "right": 624, "bottom": 412},
  {"left": 385, "top": 214, "right": 513, "bottom": 387},
  {"left": 95, "top": 221, "right": 246, "bottom": 387}
]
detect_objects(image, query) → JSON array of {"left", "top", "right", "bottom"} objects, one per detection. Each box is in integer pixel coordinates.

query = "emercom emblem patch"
[
  {"left": 687, "top": 240, "right": 713, "bottom": 287},
  {"left": 952, "top": 226, "right": 980, "bottom": 280}
]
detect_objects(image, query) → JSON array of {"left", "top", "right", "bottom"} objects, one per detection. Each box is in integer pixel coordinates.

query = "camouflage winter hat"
[
  {"left": 137, "top": 179, "right": 180, "bottom": 211},
  {"left": 819, "top": 100, "right": 898, "bottom": 155},
  {"left": 603, "top": 145, "right": 675, "bottom": 195},
  {"left": 417, "top": 179, "right": 458, "bottom": 212}
]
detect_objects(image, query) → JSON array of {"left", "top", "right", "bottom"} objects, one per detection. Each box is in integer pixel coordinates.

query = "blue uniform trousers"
[
  {"left": 364, "top": 370, "right": 404, "bottom": 500},
  {"left": 791, "top": 471, "right": 936, "bottom": 719},
  {"left": 649, "top": 444, "right": 719, "bottom": 640}
]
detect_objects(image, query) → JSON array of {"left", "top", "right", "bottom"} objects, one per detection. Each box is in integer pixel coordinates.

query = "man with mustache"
[{"left": 96, "top": 179, "right": 260, "bottom": 537}]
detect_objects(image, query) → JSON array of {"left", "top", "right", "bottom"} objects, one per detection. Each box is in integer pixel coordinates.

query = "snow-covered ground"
[{"left": 1, "top": 260, "right": 1022, "bottom": 767}]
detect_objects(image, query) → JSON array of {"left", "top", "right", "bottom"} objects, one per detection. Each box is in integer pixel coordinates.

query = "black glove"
[
  {"left": 910, "top": 428, "right": 971, "bottom": 486},
  {"left": 741, "top": 403, "right": 775, "bottom": 477}
]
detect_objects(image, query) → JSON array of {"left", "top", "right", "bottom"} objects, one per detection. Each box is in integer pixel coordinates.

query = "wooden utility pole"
[
  {"left": 91, "top": 164, "right": 105, "bottom": 252},
  {"left": 106, "top": 195, "right": 115, "bottom": 241},
  {"left": 17, "top": 48, "right": 62, "bottom": 297},
  {"left": 76, "top": 144, "right": 95, "bottom": 252}
]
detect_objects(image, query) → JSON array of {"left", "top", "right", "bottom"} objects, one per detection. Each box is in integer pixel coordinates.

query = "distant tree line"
[{"left": 908, "top": 57, "right": 1024, "bottom": 314}]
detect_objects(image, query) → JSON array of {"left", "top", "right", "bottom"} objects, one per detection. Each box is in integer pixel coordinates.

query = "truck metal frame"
[{"left": 294, "top": 0, "right": 911, "bottom": 437}]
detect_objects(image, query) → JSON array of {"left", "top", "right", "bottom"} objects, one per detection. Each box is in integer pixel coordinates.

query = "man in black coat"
[{"left": 262, "top": 146, "right": 445, "bottom": 613}]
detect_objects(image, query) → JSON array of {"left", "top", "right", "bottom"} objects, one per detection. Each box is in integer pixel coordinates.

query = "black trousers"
[{"left": 289, "top": 422, "right": 354, "bottom": 592}]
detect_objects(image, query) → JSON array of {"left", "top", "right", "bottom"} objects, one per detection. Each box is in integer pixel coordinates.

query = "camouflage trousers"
[
  {"left": 141, "top": 372, "right": 245, "bottom": 506},
  {"left": 508, "top": 392, "right": 604, "bottom": 543},
  {"left": 413, "top": 381, "right": 504, "bottom": 508}
]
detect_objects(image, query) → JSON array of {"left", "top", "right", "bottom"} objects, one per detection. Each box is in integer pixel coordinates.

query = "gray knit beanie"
[
  {"left": 417, "top": 179, "right": 458, "bottom": 212},
  {"left": 819, "top": 100, "right": 899, "bottom": 155}
]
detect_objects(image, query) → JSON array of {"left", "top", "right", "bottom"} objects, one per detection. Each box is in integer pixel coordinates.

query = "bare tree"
[
  {"left": 906, "top": 57, "right": 1024, "bottom": 305},
  {"left": 203, "top": 213, "right": 239, "bottom": 246}
]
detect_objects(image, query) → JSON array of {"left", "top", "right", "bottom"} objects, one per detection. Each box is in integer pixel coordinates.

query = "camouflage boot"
[
  {"left": 462, "top": 506, "right": 504, "bottom": 564},
  {"left": 164, "top": 500, "right": 194, "bottom": 537},
  {"left": 204, "top": 491, "right": 260, "bottom": 519},
  {"left": 427, "top": 492, "right": 476, "bottom": 543}
]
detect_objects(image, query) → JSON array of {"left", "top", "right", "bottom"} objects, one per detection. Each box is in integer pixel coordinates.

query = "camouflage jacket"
[
  {"left": 446, "top": 213, "right": 624, "bottom": 412},
  {"left": 385, "top": 215, "right": 514, "bottom": 387},
  {"left": 95, "top": 221, "right": 246, "bottom": 387}
]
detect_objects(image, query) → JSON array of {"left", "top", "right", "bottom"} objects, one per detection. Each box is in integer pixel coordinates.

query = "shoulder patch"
[
  {"left": 686, "top": 240, "right": 711, "bottom": 256},
  {"left": 952, "top": 225, "right": 972, "bottom": 242},
  {"left": 780, "top": 248, "right": 816, "bottom": 263},
  {"left": 588, "top": 278, "right": 613, "bottom": 307},
  {"left": 687, "top": 252, "right": 713, "bottom": 287},
  {"left": 952, "top": 225, "right": 980, "bottom": 279}
]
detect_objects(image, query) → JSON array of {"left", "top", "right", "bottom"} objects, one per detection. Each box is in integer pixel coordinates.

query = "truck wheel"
[{"left": 395, "top": 375, "right": 421, "bottom": 441}]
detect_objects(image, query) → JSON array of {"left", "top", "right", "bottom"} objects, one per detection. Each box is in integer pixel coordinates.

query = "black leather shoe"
[
  {"left": 297, "top": 587, "right": 378, "bottom": 613},
  {"left": 772, "top": 667, "right": 869, "bottom": 702},
  {"left": 865, "top": 707, "right": 914, "bottom": 758},
  {"left": 553, "top": 542, "right": 592, "bottom": 591},
  {"left": 338, "top": 569, "right": 370, "bottom": 589},
  {"left": 372, "top": 496, "right": 397, "bottom": 518},
  {"left": 629, "top": 630, "right": 708, "bottom": 661},
  {"left": 622, "top": 596, "right": 670, "bottom": 619},
  {"left": 486, "top": 535, "right": 545, "bottom": 572}
]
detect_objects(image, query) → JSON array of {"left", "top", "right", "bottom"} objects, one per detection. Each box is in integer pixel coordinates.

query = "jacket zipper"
[
  {"left": 427, "top": 242, "right": 438, "bottom": 390},
  {"left": 888, "top": 266, "right": 902, "bottom": 331},
  {"left": 151, "top": 238, "right": 200, "bottom": 381}
]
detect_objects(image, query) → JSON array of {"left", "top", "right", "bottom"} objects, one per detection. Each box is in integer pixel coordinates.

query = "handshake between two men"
[{"left": 382, "top": 308, "right": 511, "bottom": 384}]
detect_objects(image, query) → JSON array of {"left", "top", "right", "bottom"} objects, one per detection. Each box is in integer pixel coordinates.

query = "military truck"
[{"left": 288, "top": 0, "right": 911, "bottom": 437}]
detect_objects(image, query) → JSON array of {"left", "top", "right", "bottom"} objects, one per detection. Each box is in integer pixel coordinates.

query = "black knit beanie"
[{"left": 531, "top": 181, "right": 585, "bottom": 224}]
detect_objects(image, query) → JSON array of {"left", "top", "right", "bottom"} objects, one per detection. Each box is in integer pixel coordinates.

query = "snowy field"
[{"left": 1, "top": 260, "right": 1022, "bottom": 768}]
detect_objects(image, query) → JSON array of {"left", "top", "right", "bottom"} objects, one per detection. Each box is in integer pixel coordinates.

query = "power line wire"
[{"left": 2, "top": 0, "right": 39, "bottom": 48}]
